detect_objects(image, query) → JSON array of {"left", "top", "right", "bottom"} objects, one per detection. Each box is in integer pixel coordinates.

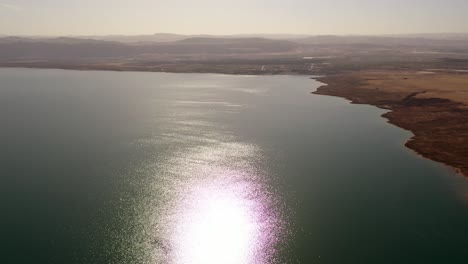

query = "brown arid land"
[
  {"left": 2, "top": 35, "right": 468, "bottom": 177},
  {"left": 314, "top": 70, "right": 468, "bottom": 177}
]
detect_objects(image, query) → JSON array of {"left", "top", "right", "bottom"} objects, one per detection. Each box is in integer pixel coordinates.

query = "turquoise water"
[{"left": 1, "top": 68, "right": 467, "bottom": 263}]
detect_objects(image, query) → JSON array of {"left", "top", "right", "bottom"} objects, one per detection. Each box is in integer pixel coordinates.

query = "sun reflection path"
[
  {"left": 149, "top": 125, "right": 282, "bottom": 264},
  {"left": 171, "top": 175, "right": 277, "bottom": 264}
]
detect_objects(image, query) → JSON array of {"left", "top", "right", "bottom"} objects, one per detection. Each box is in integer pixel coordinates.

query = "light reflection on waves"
[
  {"left": 146, "top": 122, "right": 281, "bottom": 264},
  {"left": 172, "top": 173, "right": 276, "bottom": 264}
]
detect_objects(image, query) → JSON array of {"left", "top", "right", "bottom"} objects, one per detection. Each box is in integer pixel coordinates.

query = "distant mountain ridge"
[
  {"left": 0, "top": 33, "right": 467, "bottom": 61},
  {"left": 79, "top": 33, "right": 311, "bottom": 43},
  {"left": 3, "top": 33, "right": 468, "bottom": 44},
  {"left": 0, "top": 36, "right": 299, "bottom": 60}
]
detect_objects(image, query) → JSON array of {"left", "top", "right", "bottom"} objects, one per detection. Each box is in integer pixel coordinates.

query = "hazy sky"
[{"left": 1, "top": 0, "right": 467, "bottom": 36}]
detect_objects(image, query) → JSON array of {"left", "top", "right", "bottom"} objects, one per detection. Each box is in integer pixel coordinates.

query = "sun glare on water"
[
  {"left": 151, "top": 132, "right": 281, "bottom": 263},
  {"left": 170, "top": 177, "right": 276, "bottom": 264}
]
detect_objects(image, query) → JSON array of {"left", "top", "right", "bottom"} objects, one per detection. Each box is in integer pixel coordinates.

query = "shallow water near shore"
[{"left": 1, "top": 68, "right": 468, "bottom": 263}]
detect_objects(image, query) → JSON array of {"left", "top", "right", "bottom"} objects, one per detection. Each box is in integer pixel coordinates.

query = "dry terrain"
[
  {"left": 314, "top": 71, "right": 468, "bottom": 177},
  {"left": 1, "top": 35, "right": 468, "bottom": 176}
]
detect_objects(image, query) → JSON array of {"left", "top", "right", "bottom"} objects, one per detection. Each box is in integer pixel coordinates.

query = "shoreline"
[
  {"left": 314, "top": 73, "right": 468, "bottom": 178},
  {"left": 0, "top": 66, "right": 310, "bottom": 77},
  {"left": 0, "top": 60, "right": 316, "bottom": 76},
  {"left": 2, "top": 65, "right": 466, "bottom": 177}
]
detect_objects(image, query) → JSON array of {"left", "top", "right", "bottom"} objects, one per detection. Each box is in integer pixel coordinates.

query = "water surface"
[{"left": 1, "top": 69, "right": 468, "bottom": 263}]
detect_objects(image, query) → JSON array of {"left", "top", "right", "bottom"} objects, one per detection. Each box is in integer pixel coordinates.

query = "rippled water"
[
  {"left": 138, "top": 126, "right": 281, "bottom": 264},
  {"left": 1, "top": 69, "right": 468, "bottom": 263}
]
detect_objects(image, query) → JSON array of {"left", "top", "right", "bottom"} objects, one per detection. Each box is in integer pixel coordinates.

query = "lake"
[{"left": 1, "top": 68, "right": 468, "bottom": 263}]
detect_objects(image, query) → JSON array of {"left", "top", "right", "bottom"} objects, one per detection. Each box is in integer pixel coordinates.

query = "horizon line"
[{"left": 2, "top": 32, "right": 468, "bottom": 38}]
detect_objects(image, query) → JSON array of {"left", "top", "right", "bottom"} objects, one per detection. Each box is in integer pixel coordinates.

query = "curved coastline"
[
  {"left": 313, "top": 72, "right": 468, "bottom": 177},
  {"left": 1, "top": 65, "right": 466, "bottom": 176}
]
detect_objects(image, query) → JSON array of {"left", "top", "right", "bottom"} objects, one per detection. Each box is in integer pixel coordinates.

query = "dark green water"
[{"left": 1, "top": 68, "right": 467, "bottom": 264}]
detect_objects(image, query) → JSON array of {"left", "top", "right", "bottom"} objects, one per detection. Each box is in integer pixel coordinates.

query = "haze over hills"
[
  {"left": 2, "top": 33, "right": 468, "bottom": 56},
  {"left": 1, "top": 33, "right": 468, "bottom": 75},
  {"left": 77, "top": 33, "right": 468, "bottom": 43},
  {"left": 0, "top": 33, "right": 310, "bottom": 43},
  {"left": 72, "top": 33, "right": 316, "bottom": 43},
  {"left": 0, "top": 36, "right": 300, "bottom": 60},
  {"left": 4, "top": 33, "right": 468, "bottom": 44}
]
